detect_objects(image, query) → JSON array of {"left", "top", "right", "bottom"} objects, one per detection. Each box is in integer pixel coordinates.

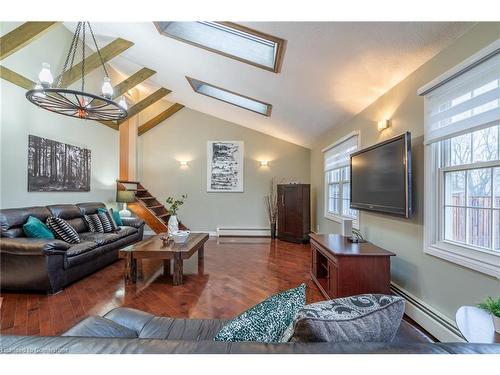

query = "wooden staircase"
[{"left": 116, "top": 180, "right": 187, "bottom": 234}]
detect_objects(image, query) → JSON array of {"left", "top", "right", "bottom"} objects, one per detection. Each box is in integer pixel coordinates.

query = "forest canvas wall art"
[
  {"left": 28, "top": 135, "right": 91, "bottom": 192},
  {"left": 207, "top": 141, "right": 244, "bottom": 192}
]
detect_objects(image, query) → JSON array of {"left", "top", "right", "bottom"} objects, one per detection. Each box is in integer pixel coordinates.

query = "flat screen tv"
[{"left": 350, "top": 132, "right": 412, "bottom": 218}]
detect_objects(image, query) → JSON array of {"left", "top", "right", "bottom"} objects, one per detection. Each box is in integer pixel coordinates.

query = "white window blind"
[
  {"left": 324, "top": 135, "right": 358, "bottom": 171},
  {"left": 423, "top": 52, "right": 500, "bottom": 145}
]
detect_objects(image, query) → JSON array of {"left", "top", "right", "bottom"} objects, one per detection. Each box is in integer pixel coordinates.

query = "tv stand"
[{"left": 310, "top": 233, "right": 395, "bottom": 299}]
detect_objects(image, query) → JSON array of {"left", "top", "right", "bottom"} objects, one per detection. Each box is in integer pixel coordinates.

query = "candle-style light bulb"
[
  {"left": 33, "top": 81, "right": 46, "bottom": 98},
  {"left": 118, "top": 97, "right": 127, "bottom": 110},
  {"left": 38, "top": 63, "right": 53, "bottom": 88},
  {"left": 101, "top": 77, "right": 113, "bottom": 99}
]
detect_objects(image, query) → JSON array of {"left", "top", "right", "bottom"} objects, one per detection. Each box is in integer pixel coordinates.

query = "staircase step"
[
  {"left": 148, "top": 205, "right": 163, "bottom": 209},
  {"left": 116, "top": 179, "right": 140, "bottom": 184},
  {"left": 117, "top": 180, "right": 188, "bottom": 234}
]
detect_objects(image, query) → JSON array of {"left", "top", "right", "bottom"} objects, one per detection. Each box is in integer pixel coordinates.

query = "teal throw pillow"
[
  {"left": 23, "top": 216, "right": 55, "bottom": 239},
  {"left": 213, "top": 283, "right": 306, "bottom": 343},
  {"left": 98, "top": 207, "right": 123, "bottom": 226}
]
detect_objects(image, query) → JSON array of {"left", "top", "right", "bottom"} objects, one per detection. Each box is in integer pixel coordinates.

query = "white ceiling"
[{"left": 64, "top": 22, "right": 473, "bottom": 147}]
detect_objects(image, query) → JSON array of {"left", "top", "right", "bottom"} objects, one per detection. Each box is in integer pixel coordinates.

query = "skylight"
[
  {"left": 186, "top": 77, "right": 272, "bottom": 117},
  {"left": 154, "top": 22, "right": 286, "bottom": 73}
]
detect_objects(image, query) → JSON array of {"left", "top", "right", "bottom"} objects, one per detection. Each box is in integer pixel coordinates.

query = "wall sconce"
[
  {"left": 259, "top": 160, "right": 269, "bottom": 167},
  {"left": 378, "top": 119, "right": 391, "bottom": 131},
  {"left": 179, "top": 160, "right": 189, "bottom": 167}
]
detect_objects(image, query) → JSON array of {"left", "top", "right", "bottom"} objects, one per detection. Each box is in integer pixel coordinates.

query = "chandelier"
[{"left": 26, "top": 22, "right": 128, "bottom": 121}]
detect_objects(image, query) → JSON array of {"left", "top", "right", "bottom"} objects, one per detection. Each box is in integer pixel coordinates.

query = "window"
[
  {"left": 186, "top": 76, "right": 272, "bottom": 116},
  {"left": 154, "top": 22, "right": 286, "bottom": 73},
  {"left": 323, "top": 132, "right": 359, "bottom": 226},
  {"left": 420, "top": 42, "right": 500, "bottom": 278}
]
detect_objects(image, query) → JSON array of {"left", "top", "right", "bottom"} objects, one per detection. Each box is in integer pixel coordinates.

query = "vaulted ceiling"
[{"left": 62, "top": 22, "right": 473, "bottom": 147}]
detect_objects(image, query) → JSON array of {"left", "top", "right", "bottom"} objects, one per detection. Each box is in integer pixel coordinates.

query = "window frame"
[
  {"left": 420, "top": 38, "right": 500, "bottom": 278},
  {"left": 186, "top": 76, "right": 272, "bottom": 117},
  {"left": 424, "top": 141, "right": 500, "bottom": 278},
  {"left": 323, "top": 131, "right": 360, "bottom": 228},
  {"left": 154, "top": 22, "right": 287, "bottom": 73}
]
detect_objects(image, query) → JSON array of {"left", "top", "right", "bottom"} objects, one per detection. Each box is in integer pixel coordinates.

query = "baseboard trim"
[
  {"left": 216, "top": 227, "right": 270, "bottom": 237},
  {"left": 390, "top": 282, "right": 465, "bottom": 342},
  {"left": 190, "top": 230, "right": 217, "bottom": 237}
]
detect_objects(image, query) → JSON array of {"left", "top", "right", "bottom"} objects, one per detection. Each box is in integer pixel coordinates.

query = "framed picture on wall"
[
  {"left": 207, "top": 141, "right": 244, "bottom": 192},
  {"left": 28, "top": 134, "right": 91, "bottom": 192}
]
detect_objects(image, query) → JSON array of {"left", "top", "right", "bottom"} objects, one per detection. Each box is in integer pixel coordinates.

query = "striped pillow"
[
  {"left": 98, "top": 212, "right": 115, "bottom": 233},
  {"left": 46, "top": 217, "right": 80, "bottom": 244},
  {"left": 84, "top": 214, "right": 104, "bottom": 233},
  {"left": 97, "top": 208, "right": 119, "bottom": 232}
]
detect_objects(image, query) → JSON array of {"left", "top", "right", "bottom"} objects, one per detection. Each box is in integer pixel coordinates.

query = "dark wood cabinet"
[
  {"left": 277, "top": 184, "right": 310, "bottom": 243},
  {"left": 310, "top": 233, "right": 395, "bottom": 299}
]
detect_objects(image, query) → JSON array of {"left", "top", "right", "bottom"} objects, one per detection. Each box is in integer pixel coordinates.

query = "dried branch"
[{"left": 264, "top": 177, "right": 279, "bottom": 225}]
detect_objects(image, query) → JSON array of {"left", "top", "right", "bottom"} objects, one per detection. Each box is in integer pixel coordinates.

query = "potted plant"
[
  {"left": 265, "top": 177, "right": 278, "bottom": 239},
  {"left": 165, "top": 194, "right": 187, "bottom": 234},
  {"left": 478, "top": 296, "right": 500, "bottom": 333}
]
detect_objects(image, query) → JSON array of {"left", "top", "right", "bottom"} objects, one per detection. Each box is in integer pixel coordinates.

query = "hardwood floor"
[{"left": 1, "top": 238, "right": 324, "bottom": 336}]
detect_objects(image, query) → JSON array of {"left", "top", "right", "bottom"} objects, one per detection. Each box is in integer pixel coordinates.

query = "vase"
[
  {"left": 270, "top": 222, "right": 277, "bottom": 239},
  {"left": 168, "top": 215, "right": 179, "bottom": 234},
  {"left": 493, "top": 315, "right": 500, "bottom": 334}
]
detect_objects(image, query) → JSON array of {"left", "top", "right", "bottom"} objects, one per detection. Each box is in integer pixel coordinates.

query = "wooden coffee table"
[{"left": 119, "top": 233, "right": 209, "bottom": 286}]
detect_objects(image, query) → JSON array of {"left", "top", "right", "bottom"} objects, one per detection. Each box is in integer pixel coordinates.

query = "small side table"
[{"left": 456, "top": 306, "right": 500, "bottom": 343}]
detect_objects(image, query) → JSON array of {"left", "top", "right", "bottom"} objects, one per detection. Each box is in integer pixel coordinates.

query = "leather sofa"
[
  {"left": 1, "top": 307, "right": 499, "bottom": 354},
  {"left": 0, "top": 202, "right": 144, "bottom": 294}
]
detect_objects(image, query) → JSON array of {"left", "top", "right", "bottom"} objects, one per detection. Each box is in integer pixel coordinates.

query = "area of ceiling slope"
[{"left": 62, "top": 22, "right": 474, "bottom": 147}]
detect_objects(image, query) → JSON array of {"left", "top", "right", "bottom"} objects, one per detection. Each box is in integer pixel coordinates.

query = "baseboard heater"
[
  {"left": 391, "top": 282, "right": 465, "bottom": 342},
  {"left": 216, "top": 227, "right": 270, "bottom": 237}
]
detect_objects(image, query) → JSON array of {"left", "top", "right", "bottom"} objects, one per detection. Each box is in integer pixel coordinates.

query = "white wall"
[
  {"left": 138, "top": 108, "right": 310, "bottom": 232},
  {"left": 0, "top": 23, "right": 119, "bottom": 208}
]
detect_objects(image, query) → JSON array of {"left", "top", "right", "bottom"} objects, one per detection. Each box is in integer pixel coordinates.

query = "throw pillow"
[
  {"left": 23, "top": 216, "right": 55, "bottom": 239},
  {"left": 98, "top": 212, "right": 115, "bottom": 233},
  {"left": 84, "top": 214, "right": 104, "bottom": 233},
  {"left": 97, "top": 207, "right": 119, "bottom": 231},
  {"left": 213, "top": 283, "right": 306, "bottom": 343},
  {"left": 46, "top": 217, "right": 80, "bottom": 244},
  {"left": 109, "top": 208, "right": 123, "bottom": 226},
  {"left": 290, "top": 294, "right": 405, "bottom": 343}
]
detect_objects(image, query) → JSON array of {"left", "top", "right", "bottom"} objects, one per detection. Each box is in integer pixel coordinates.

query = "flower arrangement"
[
  {"left": 478, "top": 296, "right": 500, "bottom": 318},
  {"left": 165, "top": 194, "right": 187, "bottom": 216},
  {"left": 478, "top": 296, "right": 500, "bottom": 333}
]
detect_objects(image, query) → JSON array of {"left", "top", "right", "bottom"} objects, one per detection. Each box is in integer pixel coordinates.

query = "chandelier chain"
[
  {"left": 81, "top": 22, "right": 86, "bottom": 93},
  {"left": 88, "top": 22, "right": 110, "bottom": 79},
  {"left": 67, "top": 23, "right": 81, "bottom": 83},
  {"left": 56, "top": 21, "right": 81, "bottom": 87}
]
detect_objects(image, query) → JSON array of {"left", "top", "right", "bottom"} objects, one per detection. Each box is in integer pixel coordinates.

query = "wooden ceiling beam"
[
  {"left": 99, "top": 87, "right": 171, "bottom": 128},
  {"left": 0, "top": 22, "right": 59, "bottom": 61},
  {"left": 116, "top": 87, "right": 171, "bottom": 126},
  {"left": 0, "top": 65, "right": 35, "bottom": 90},
  {"left": 97, "top": 120, "right": 120, "bottom": 131},
  {"left": 138, "top": 103, "right": 185, "bottom": 136},
  {"left": 59, "top": 38, "right": 134, "bottom": 88},
  {"left": 112, "top": 67, "right": 156, "bottom": 98}
]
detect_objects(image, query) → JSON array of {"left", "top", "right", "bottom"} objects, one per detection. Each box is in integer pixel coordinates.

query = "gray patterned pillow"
[
  {"left": 291, "top": 294, "right": 405, "bottom": 343},
  {"left": 213, "top": 284, "right": 306, "bottom": 342}
]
